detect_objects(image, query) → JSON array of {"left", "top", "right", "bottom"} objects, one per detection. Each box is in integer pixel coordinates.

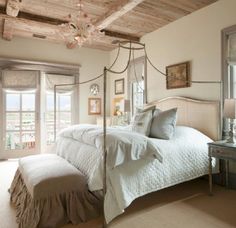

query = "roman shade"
[{"left": 2, "top": 70, "right": 38, "bottom": 90}]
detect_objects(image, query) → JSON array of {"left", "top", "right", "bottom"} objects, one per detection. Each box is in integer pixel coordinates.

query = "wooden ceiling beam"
[
  {"left": 6, "top": 0, "right": 20, "bottom": 17},
  {"left": 0, "top": 5, "right": 67, "bottom": 25},
  {"left": 11, "top": 0, "right": 79, "bottom": 22},
  {"left": 17, "top": 11, "right": 67, "bottom": 25},
  {"left": 0, "top": 13, "right": 65, "bottom": 41},
  {"left": 102, "top": 29, "right": 140, "bottom": 42},
  {"left": 0, "top": 0, "right": 5, "bottom": 6},
  {"left": 3, "top": 19, "right": 13, "bottom": 40},
  {"left": 0, "top": 5, "right": 140, "bottom": 44},
  {"left": 95, "top": 0, "right": 144, "bottom": 30}
]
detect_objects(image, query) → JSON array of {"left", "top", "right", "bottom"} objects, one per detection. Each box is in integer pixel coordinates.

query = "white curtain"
[
  {"left": 128, "top": 58, "right": 145, "bottom": 83},
  {"left": 45, "top": 73, "right": 79, "bottom": 125},
  {"left": 46, "top": 74, "right": 75, "bottom": 93},
  {"left": 228, "top": 33, "right": 236, "bottom": 63},
  {"left": 2, "top": 70, "right": 38, "bottom": 90}
]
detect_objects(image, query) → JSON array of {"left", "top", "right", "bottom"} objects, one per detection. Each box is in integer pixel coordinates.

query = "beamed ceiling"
[{"left": 0, "top": 0, "right": 217, "bottom": 51}]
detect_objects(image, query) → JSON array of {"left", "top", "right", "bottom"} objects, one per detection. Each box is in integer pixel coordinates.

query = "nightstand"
[{"left": 208, "top": 141, "right": 236, "bottom": 195}]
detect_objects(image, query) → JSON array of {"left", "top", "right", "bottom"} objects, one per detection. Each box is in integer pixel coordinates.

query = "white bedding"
[{"left": 56, "top": 125, "right": 216, "bottom": 223}]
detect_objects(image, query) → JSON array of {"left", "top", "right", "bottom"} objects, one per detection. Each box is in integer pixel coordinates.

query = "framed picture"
[
  {"left": 115, "top": 78, "right": 124, "bottom": 95},
  {"left": 112, "top": 97, "right": 124, "bottom": 116},
  {"left": 166, "top": 61, "right": 190, "bottom": 89},
  {"left": 88, "top": 98, "right": 101, "bottom": 115}
]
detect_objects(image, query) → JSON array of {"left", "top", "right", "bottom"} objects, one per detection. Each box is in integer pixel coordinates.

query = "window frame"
[
  {"left": 1, "top": 85, "right": 40, "bottom": 159},
  {"left": 222, "top": 24, "right": 236, "bottom": 136},
  {"left": 45, "top": 92, "right": 72, "bottom": 145}
]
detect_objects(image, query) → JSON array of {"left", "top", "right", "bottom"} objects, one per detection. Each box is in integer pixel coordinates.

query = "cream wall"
[
  {"left": 141, "top": 0, "right": 236, "bottom": 102},
  {"left": 110, "top": 0, "right": 236, "bottom": 104},
  {"left": 0, "top": 37, "right": 110, "bottom": 124},
  {"left": 108, "top": 48, "right": 131, "bottom": 114}
]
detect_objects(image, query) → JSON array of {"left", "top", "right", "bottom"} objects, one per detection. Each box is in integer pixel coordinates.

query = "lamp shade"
[
  {"left": 124, "top": 100, "right": 131, "bottom": 112},
  {"left": 224, "top": 99, "right": 236, "bottom": 119}
]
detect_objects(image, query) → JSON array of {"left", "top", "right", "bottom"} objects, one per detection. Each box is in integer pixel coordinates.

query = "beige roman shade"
[{"left": 2, "top": 70, "right": 38, "bottom": 90}]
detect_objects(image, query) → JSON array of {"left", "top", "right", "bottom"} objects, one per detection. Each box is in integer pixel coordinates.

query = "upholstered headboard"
[{"left": 148, "top": 97, "right": 221, "bottom": 141}]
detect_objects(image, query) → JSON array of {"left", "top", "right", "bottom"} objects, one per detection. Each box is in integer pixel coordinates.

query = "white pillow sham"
[{"left": 131, "top": 109, "right": 153, "bottom": 136}]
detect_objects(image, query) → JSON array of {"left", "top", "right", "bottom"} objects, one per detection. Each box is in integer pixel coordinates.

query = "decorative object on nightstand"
[
  {"left": 113, "top": 97, "right": 124, "bottom": 116},
  {"left": 90, "top": 83, "right": 99, "bottom": 96},
  {"left": 224, "top": 99, "right": 236, "bottom": 143},
  {"left": 208, "top": 141, "right": 236, "bottom": 195},
  {"left": 123, "top": 99, "right": 131, "bottom": 124}
]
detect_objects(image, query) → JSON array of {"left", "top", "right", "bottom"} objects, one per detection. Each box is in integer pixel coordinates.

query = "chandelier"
[{"left": 61, "top": 0, "right": 104, "bottom": 48}]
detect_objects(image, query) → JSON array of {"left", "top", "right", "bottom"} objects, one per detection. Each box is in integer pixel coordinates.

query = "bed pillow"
[
  {"left": 131, "top": 109, "right": 153, "bottom": 136},
  {"left": 136, "top": 105, "right": 156, "bottom": 114},
  {"left": 149, "top": 108, "right": 177, "bottom": 139}
]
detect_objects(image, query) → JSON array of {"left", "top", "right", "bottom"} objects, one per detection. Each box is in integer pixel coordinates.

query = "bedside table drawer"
[{"left": 210, "top": 147, "right": 236, "bottom": 160}]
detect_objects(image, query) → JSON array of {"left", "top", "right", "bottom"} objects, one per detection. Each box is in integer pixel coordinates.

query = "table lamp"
[{"left": 224, "top": 99, "right": 236, "bottom": 143}]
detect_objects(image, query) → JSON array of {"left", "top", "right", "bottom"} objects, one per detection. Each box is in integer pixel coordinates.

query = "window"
[
  {"left": 45, "top": 92, "right": 72, "bottom": 145},
  {"left": 132, "top": 80, "right": 145, "bottom": 112},
  {"left": 230, "top": 65, "right": 236, "bottom": 97},
  {"left": 222, "top": 25, "right": 236, "bottom": 136},
  {"left": 5, "top": 90, "right": 36, "bottom": 150},
  {"left": 0, "top": 66, "right": 79, "bottom": 159},
  {"left": 222, "top": 25, "right": 236, "bottom": 98},
  {"left": 44, "top": 74, "right": 75, "bottom": 145},
  {"left": 128, "top": 56, "right": 146, "bottom": 114}
]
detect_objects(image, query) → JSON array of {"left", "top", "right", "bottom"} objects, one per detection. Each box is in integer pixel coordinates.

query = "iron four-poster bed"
[
  {"left": 53, "top": 41, "right": 222, "bottom": 227},
  {"left": 10, "top": 41, "right": 222, "bottom": 228}
]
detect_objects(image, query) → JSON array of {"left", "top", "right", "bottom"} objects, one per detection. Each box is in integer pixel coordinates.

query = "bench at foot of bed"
[{"left": 9, "top": 154, "right": 102, "bottom": 228}]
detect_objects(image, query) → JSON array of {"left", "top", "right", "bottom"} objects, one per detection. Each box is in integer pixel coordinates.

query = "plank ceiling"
[{"left": 0, "top": 0, "right": 218, "bottom": 51}]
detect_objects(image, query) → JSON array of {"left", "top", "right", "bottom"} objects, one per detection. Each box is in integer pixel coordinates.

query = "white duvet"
[{"left": 56, "top": 124, "right": 216, "bottom": 223}]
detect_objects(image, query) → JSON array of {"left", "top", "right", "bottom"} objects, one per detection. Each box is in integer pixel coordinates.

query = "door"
[{"left": 1, "top": 89, "right": 40, "bottom": 159}]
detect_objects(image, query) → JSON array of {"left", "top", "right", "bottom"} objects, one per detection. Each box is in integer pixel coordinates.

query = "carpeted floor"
[{"left": 1, "top": 160, "right": 236, "bottom": 228}]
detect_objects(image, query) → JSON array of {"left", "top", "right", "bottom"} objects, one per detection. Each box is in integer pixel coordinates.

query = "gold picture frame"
[
  {"left": 88, "top": 98, "right": 101, "bottom": 115},
  {"left": 166, "top": 61, "right": 190, "bottom": 89},
  {"left": 112, "top": 97, "right": 124, "bottom": 116}
]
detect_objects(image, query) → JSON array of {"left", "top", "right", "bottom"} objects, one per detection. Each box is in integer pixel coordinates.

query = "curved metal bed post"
[
  {"left": 54, "top": 85, "right": 57, "bottom": 142},
  {"left": 101, "top": 41, "right": 145, "bottom": 227},
  {"left": 103, "top": 67, "right": 107, "bottom": 228}
]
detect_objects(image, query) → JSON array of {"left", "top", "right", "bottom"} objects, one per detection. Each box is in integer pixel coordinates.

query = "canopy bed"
[{"left": 9, "top": 41, "right": 222, "bottom": 228}]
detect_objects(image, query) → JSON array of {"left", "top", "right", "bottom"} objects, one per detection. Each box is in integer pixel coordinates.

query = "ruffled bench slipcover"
[{"left": 9, "top": 154, "right": 102, "bottom": 228}]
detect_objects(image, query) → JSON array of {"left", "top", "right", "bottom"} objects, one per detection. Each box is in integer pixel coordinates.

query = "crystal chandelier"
[{"left": 61, "top": 0, "right": 104, "bottom": 47}]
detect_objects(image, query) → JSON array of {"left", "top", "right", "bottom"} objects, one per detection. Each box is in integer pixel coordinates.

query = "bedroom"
[{"left": 0, "top": 0, "right": 236, "bottom": 227}]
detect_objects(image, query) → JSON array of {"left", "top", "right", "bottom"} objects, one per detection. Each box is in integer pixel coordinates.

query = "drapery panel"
[
  {"left": 128, "top": 58, "right": 145, "bottom": 83},
  {"left": 46, "top": 74, "right": 75, "bottom": 93}
]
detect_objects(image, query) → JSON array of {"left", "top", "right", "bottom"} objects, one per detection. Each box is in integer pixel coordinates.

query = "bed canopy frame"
[{"left": 54, "top": 40, "right": 222, "bottom": 227}]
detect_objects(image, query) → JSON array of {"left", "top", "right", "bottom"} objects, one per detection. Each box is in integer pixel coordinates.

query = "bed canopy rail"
[{"left": 54, "top": 40, "right": 222, "bottom": 228}]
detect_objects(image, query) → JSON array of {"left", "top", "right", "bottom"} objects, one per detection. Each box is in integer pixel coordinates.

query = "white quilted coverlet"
[
  {"left": 56, "top": 125, "right": 216, "bottom": 223},
  {"left": 56, "top": 124, "right": 162, "bottom": 190}
]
